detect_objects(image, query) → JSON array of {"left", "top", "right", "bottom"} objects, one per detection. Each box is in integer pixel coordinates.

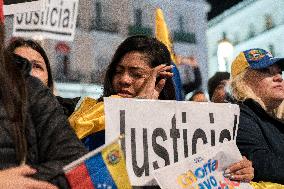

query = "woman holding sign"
[
  {"left": 69, "top": 35, "right": 254, "bottom": 185},
  {"left": 231, "top": 48, "right": 284, "bottom": 186}
]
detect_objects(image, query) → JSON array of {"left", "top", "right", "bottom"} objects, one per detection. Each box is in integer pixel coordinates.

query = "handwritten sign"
[
  {"left": 13, "top": 0, "right": 79, "bottom": 41},
  {"left": 4, "top": 0, "right": 41, "bottom": 15},
  {"left": 104, "top": 98, "right": 240, "bottom": 187}
]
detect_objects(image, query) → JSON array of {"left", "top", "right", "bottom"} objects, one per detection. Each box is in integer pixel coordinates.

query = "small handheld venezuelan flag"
[{"left": 63, "top": 137, "right": 132, "bottom": 189}]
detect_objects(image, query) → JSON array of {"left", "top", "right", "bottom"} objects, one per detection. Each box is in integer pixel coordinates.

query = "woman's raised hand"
[{"left": 136, "top": 64, "right": 173, "bottom": 99}]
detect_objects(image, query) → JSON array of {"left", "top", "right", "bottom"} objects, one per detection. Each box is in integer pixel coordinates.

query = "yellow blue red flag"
[
  {"left": 155, "top": 8, "right": 176, "bottom": 64},
  {"left": 64, "top": 138, "right": 132, "bottom": 189},
  {"left": 155, "top": 8, "right": 184, "bottom": 100}
]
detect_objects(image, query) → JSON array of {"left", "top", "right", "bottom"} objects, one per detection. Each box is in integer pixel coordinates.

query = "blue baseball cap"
[{"left": 231, "top": 48, "right": 284, "bottom": 78}]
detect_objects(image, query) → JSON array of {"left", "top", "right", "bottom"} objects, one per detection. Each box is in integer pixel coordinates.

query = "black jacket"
[
  {"left": 237, "top": 99, "right": 284, "bottom": 184},
  {"left": 0, "top": 55, "right": 88, "bottom": 188},
  {"left": 56, "top": 96, "right": 80, "bottom": 117}
]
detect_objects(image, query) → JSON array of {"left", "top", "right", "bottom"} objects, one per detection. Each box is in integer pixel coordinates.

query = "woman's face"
[
  {"left": 112, "top": 52, "right": 152, "bottom": 98},
  {"left": 14, "top": 46, "right": 48, "bottom": 86},
  {"left": 211, "top": 80, "right": 229, "bottom": 103},
  {"left": 247, "top": 64, "right": 284, "bottom": 108}
]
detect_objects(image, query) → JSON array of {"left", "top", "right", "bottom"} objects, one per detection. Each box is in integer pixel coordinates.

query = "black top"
[
  {"left": 56, "top": 96, "right": 80, "bottom": 117},
  {"left": 237, "top": 99, "right": 284, "bottom": 184},
  {"left": 0, "top": 55, "right": 88, "bottom": 188}
]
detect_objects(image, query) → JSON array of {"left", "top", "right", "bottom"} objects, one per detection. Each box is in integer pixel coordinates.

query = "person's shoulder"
[
  {"left": 237, "top": 99, "right": 261, "bottom": 124},
  {"left": 238, "top": 99, "right": 260, "bottom": 114},
  {"left": 56, "top": 96, "right": 81, "bottom": 117}
]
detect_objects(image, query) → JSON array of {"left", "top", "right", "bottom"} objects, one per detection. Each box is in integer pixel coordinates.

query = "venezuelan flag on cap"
[
  {"left": 231, "top": 48, "right": 284, "bottom": 79},
  {"left": 63, "top": 138, "right": 132, "bottom": 189}
]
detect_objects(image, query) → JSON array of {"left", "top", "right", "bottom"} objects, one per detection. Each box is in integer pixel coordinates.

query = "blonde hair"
[
  {"left": 275, "top": 100, "right": 284, "bottom": 120},
  {"left": 230, "top": 69, "right": 266, "bottom": 110}
]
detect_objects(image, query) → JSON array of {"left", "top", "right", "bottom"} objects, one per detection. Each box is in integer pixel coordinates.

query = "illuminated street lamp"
[{"left": 217, "top": 33, "right": 234, "bottom": 72}]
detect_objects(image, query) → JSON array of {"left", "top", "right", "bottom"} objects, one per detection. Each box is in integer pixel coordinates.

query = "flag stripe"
[
  {"left": 155, "top": 8, "right": 184, "bottom": 101},
  {"left": 102, "top": 143, "right": 132, "bottom": 189},
  {"left": 86, "top": 153, "right": 117, "bottom": 189},
  {"left": 65, "top": 163, "right": 95, "bottom": 189},
  {"left": 155, "top": 8, "right": 176, "bottom": 64}
]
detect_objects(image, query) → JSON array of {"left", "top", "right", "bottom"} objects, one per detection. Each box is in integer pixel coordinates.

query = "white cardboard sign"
[
  {"left": 13, "top": 0, "right": 79, "bottom": 41},
  {"left": 104, "top": 98, "right": 240, "bottom": 187},
  {"left": 4, "top": 0, "right": 42, "bottom": 15}
]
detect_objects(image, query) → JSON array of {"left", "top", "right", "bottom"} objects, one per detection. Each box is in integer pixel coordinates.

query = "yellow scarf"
[
  {"left": 69, "top": 97, "right": 105, "bottom": 139},
  {"left": 69, "top": 95, "right": 121, "bottom": 139},
  {"left": 251, "top": 181, "right": 284, "bottom": 189}
]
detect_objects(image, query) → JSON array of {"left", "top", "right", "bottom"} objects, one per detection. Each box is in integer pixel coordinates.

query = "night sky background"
[{"left": 207, "top": 0, "right": 244, "bottom": 20}]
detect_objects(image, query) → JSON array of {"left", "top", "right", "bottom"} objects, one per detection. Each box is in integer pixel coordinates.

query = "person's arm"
[
  {"left": 26, "top": 76, "right": 88, "bottom": 188},
  {"left": 237, "top": 108, "right": 284, "bottom": 183},
  {"left": 183, "top": 67, "right": 202, "bottom": 94}
]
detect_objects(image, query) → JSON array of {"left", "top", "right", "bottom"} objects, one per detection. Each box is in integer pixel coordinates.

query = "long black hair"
[
  {"left": 0, "top": 26, "right": 27, "bottom": 163},
  {"left": 103, "top": 35, "right": 176, "bottom": 100},
  {"left": 6, "top": 38, "right": 54, "bottom": 91}
]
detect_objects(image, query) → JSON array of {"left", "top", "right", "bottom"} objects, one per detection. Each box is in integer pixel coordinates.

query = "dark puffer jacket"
[
  {"left": 0, "top": 55, "right": 87, "bottom": 188},
  {"left": 237, "top": 99, "right": 284, "bottom": 184}
]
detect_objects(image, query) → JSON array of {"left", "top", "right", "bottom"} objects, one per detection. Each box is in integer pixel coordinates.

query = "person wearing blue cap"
[{"left": 230, "top": 48, "right": 284, "bottom": 185}]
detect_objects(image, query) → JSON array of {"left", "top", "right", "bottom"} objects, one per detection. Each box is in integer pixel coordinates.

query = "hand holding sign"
[{"left": 224, "top": 156, "right": 254, "bottom": 182}]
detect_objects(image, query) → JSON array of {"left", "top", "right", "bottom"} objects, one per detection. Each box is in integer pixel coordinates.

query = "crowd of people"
[{"left": 0, "top": 21, "right": 284, "bottom": 188}]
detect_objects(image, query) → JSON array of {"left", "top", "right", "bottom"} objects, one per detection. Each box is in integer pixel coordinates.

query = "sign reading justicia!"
[
  {"left": 104, "top": 98, "right": 240, "bottom": 187},
  {"left": 13, "top": 0, "right": 79, "bottom": 41}
]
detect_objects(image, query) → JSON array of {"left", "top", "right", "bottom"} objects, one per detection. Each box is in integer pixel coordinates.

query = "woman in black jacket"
[
  {"left": 0, "top": 27, "right": 87, "bottom": 188},
  {"left": 231, "top": 48, "right": 284, "bottom": 185}
]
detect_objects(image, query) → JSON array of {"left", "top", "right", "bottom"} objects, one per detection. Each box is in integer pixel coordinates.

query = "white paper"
[
  {"left": 4, "top": 0, "right": 42, "bottom": 15},
  {"left": 13, "top": 0, "right": 79, "bottom": 41},
  {"left": 153, "top": 142, "right": 253, "bottom": 189}
]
